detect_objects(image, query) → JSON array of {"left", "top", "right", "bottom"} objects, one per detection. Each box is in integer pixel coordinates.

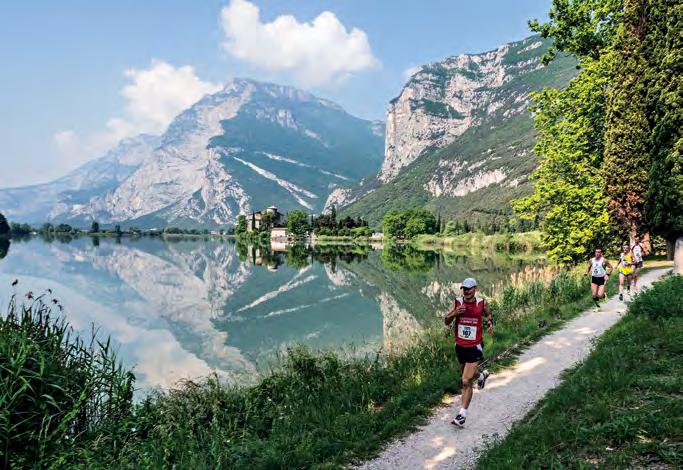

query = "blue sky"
[{"left": 0, "top": 0, "right": 551, "bottom": 187}]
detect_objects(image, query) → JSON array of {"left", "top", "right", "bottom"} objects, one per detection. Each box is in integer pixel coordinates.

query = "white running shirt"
[
  {"left": 633, "top": 244, "right": 643, "bottom": 262},
  {"left": 590, "top": 257, "right": 607, "bottom": 277}
]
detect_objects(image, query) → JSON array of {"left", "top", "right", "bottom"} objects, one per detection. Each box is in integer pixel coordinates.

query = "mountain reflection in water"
[{"left": 0, "top": 237, "right": 544, "bottom": 392}]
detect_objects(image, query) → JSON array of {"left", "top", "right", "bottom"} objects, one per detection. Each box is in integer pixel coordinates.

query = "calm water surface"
[{"left": 0, "top": 236, "right": 544, "bottom": 391}]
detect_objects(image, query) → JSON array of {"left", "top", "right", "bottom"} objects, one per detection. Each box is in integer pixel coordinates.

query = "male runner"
[
  {"left": 583, "top": 248, "right": 613, "bottom": 311},
  {"left": 631, "top": 236, "right": 648, "bottom": 292},
  {"left": 617, "top": 244, "right": 634, "bottom": 301},
  {"left": 444, "top": 277, "right": 493, "bottom": 428}
]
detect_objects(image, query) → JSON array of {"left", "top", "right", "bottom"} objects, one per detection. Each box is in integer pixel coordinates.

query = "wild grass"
[
  {"left": 3, "top": 267, "right": 624, "bottom": 469},
  {"left": 0, "top": 293, "right": 134, "bottom": 469},
  {"left": 477, "top": 274, "right": 683, "bottom": 469}
]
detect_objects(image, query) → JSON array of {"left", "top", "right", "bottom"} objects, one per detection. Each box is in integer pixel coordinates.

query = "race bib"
[
  {"left": 593, "top": 266, "right": 601, "bottom": 275},
  {"left": 457, "top": 324, "right": 477, "bottom": 340}
]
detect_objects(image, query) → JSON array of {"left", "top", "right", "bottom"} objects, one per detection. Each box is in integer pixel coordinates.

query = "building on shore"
[
  {"left": 271, "top": 227, "right": 289, "bottom": 241},
  {"left": 247, "top": 206, "right": 285, "bottom": 232}
]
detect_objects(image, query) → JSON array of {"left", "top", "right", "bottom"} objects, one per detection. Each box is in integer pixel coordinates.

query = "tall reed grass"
[{"left": 0, "top": 292, "right": 134, "bottom": 468}]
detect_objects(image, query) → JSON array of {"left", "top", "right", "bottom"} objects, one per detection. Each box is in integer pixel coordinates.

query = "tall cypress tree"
[
  {"left": 644, "top": 0, "right": 683, "bottom": 266},
  {"left": 602, "top": 0, "right": 651, "bottom": 242}
]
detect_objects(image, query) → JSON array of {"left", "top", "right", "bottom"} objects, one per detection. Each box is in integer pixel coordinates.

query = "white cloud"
[
  {"left": 55, "top": 60, "right": 221, "bottom": 166},
  {"left": 220, "top": 0, "right": 378, "bottom": 87},
  {"left": 120, "top": 61, "right": 221, "bottom": 134},
  {"left": 403, "top": 65, "right": 422, "bottom": 80}
]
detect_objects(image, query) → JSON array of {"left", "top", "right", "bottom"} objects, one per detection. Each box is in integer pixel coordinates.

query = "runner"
[
  {"left": 631, "top": 236, "right": 648, "bottom": 292},
  {"left": 444, "top": 277, "right": 494, "bottom": 428},
  {"left": 617, "top": 244, "right": 635, "bottom": 301},
  {"left": 583, "top": 248, "right": 613, "bottom": 311}
]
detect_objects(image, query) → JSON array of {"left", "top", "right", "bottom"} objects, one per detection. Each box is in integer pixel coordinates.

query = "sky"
[{"left": 0, "top": 0, "right": 551, "bottom": 188}]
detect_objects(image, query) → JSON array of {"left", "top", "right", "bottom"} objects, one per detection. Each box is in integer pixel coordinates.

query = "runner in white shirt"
[
  {"left": 630, "top": 236, "right": 648, "bottom": 293},
  {"left": 583, "top": 248, "right": 614, "bottom": 311}
]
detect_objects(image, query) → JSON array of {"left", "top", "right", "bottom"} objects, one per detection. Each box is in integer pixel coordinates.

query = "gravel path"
[{"left": 358, "top": 268, "right": 670, "bottom": 470}]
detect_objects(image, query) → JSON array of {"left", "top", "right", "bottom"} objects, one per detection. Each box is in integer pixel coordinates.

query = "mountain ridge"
[
  {"left": 1, "top": 79, "right": 384, "bottom": 227},
  {"left": 333, "top": 36, "right": 577, "bottom": 227}
]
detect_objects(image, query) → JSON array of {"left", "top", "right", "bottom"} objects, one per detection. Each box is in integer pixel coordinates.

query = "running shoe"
[
  {"left": 478, "top": 370, "right": 490, "bottom": 390},
  {"left": 451, "top": 413, "right": 466, "bottom": 428},
  {"left": 594, "top": 305, "right": 601, "bottom": 312}
]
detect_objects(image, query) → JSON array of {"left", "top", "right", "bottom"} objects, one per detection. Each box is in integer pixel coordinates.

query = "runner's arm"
[
  {"left": 584, "top": 260, "right": 592, "bottom": 276},
  {"left": 604, "top": 259, "right": 613, "bottom": 276},
  {"left": 444, "top": 302, "right": 457, "bottom": 325},
  {"left": 483, "top": 300, "right": 494, "bottom": 335}
]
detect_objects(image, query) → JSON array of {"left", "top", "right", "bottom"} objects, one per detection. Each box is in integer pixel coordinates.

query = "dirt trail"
[{"left": 359, "top": 268, "right": 670, "bottom": 470}]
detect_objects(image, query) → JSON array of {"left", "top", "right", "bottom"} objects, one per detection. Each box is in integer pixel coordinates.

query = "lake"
[{"left": 0, "top": 236, "right": 545, "bottom": 392}]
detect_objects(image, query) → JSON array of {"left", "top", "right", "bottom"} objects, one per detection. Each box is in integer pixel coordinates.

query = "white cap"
[{"left": 461, "top": 278, "right": 477, "bottom": 289}]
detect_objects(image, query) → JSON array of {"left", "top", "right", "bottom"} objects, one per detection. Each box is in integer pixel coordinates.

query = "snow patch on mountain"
[{"left": 233, "top": 156, "right": 318, "bottom": 209}]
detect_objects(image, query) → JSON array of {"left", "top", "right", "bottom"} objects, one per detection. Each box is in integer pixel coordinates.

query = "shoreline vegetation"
[
  {"left": 416, "top": 231, "right": 543, "bottom": 254},
  {"left": 477, "top": 274, "right": 682, "bottom": 469},
  {"left": 5, "top": 261, "right": 673, "bottom": 468}
]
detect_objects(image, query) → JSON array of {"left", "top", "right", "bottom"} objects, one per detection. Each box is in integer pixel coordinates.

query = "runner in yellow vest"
[{"left": 617, "top": 244, "right": 634, "bottom": 301}]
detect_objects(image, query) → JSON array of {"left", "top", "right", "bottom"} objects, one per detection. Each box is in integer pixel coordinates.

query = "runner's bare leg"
[{"left": 461, "top": 362, "right": 478, "bottom": 409}]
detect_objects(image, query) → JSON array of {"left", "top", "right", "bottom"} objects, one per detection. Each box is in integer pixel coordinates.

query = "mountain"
[
  {"left": 331, "top": 36, "right": 577, "bottom": 227},
  {"left": 68, "top": 79, "right": 383, "bottom": 227},
  {"left": 0, "top": 79, "right": 383, "bottom": 228},
  {"left": 0, "top": 134, "right": 159, "bottom": 224}
]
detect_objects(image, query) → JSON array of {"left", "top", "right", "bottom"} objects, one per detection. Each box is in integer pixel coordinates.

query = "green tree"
[
  {"left": 602, "top": 0, "right": 651, "bottom": 242},
  {"left": 90, "top": 221, "right": 100, "bottom": 233},
  {"left": 0, "top": 213, "right": 9, "bottom": 236},
  {"left": 286, "top": 210, "right": 310, "bottom": 239},
  {"left": 235, "top": 214, "right": 247, "bottom": 235},
  {"left": 644, "top": 0, "right": 683, "bottom": 267},
  {"left": 514, "top": 58, "right": 613, "bottom": 263},
  {"left": 529, "top": 0, "right": 623, "bottom": 63},
  {"left": 404, "top": 209, "right": 437, "bottom": 238},
  {"left": 382, "top": 210, "right": 408, "bottom": 239},
  {"left": 114, "top": 225, "right": 122, "bottom": 235}
]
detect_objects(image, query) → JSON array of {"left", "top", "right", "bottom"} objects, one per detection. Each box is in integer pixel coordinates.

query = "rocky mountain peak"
[{"left": 378, "top": 37, "right": 547, "bottom": 183}]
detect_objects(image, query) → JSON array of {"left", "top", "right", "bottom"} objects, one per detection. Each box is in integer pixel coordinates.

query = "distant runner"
[
  {"left": 617, "top": 244, "right": 635, "bottom": 301},
  {"left": 444, "top": 277, "right": 493, "bottom": 428},
  {"left": 631, "top": 236, "right": 648, "bottom": 292},
  {"left": 584, "top": 248, "right": 613, "bottom": 311}
]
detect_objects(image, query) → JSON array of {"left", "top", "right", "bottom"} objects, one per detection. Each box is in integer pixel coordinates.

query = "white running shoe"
[
  {"left": 477, "top": 370, "right": 490, "bottom": 390},
  {"left": 451, "top": 413, "right": 466, "bottom": 427}
]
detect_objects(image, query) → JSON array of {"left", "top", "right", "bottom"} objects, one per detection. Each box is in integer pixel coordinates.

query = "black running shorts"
[
  {"left": 635, "top": 261, "right": 643, "bottom": 269},
  {"left": 591, "top": 276, "right": 605, "bottom": 286},
  {"left": 455, "top": 344, "right": 484, "bottom": 365}
]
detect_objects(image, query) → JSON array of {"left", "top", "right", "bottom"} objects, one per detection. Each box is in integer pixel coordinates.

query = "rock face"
[
  {"left": 2, "top": 79, "right": 384, "bottom": 227},
  {"left": 380, "top": 42, "right": 523, "bottom": 182},
  {"left": 337, "top": 36, "right": 577, "bottom": 225}
]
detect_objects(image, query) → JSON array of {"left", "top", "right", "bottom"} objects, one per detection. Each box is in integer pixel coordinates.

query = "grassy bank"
[
  {"left": 477, "top": 274, "right": 682, "bottom": 469},
  {"left": 416, "top": 231, "right": 542, "bottom": 254},
  {"left": 3, "top": 266, "right": 624, "bottom": 469}
]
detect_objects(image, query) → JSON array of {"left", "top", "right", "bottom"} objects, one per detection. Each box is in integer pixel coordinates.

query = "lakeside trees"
[
  {"left": 0, "top": 213, "right": 9, "bottom": 236},
  {"left": 382, "top": 209, "right": 437, "bottom": 239},
  {"left": 517, "top": 0, "right": 682, "bottom": 266}
]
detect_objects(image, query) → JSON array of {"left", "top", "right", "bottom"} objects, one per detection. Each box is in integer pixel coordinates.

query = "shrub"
[{"left": 629, "top": 274, "right": 682, "bottom": 319}]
